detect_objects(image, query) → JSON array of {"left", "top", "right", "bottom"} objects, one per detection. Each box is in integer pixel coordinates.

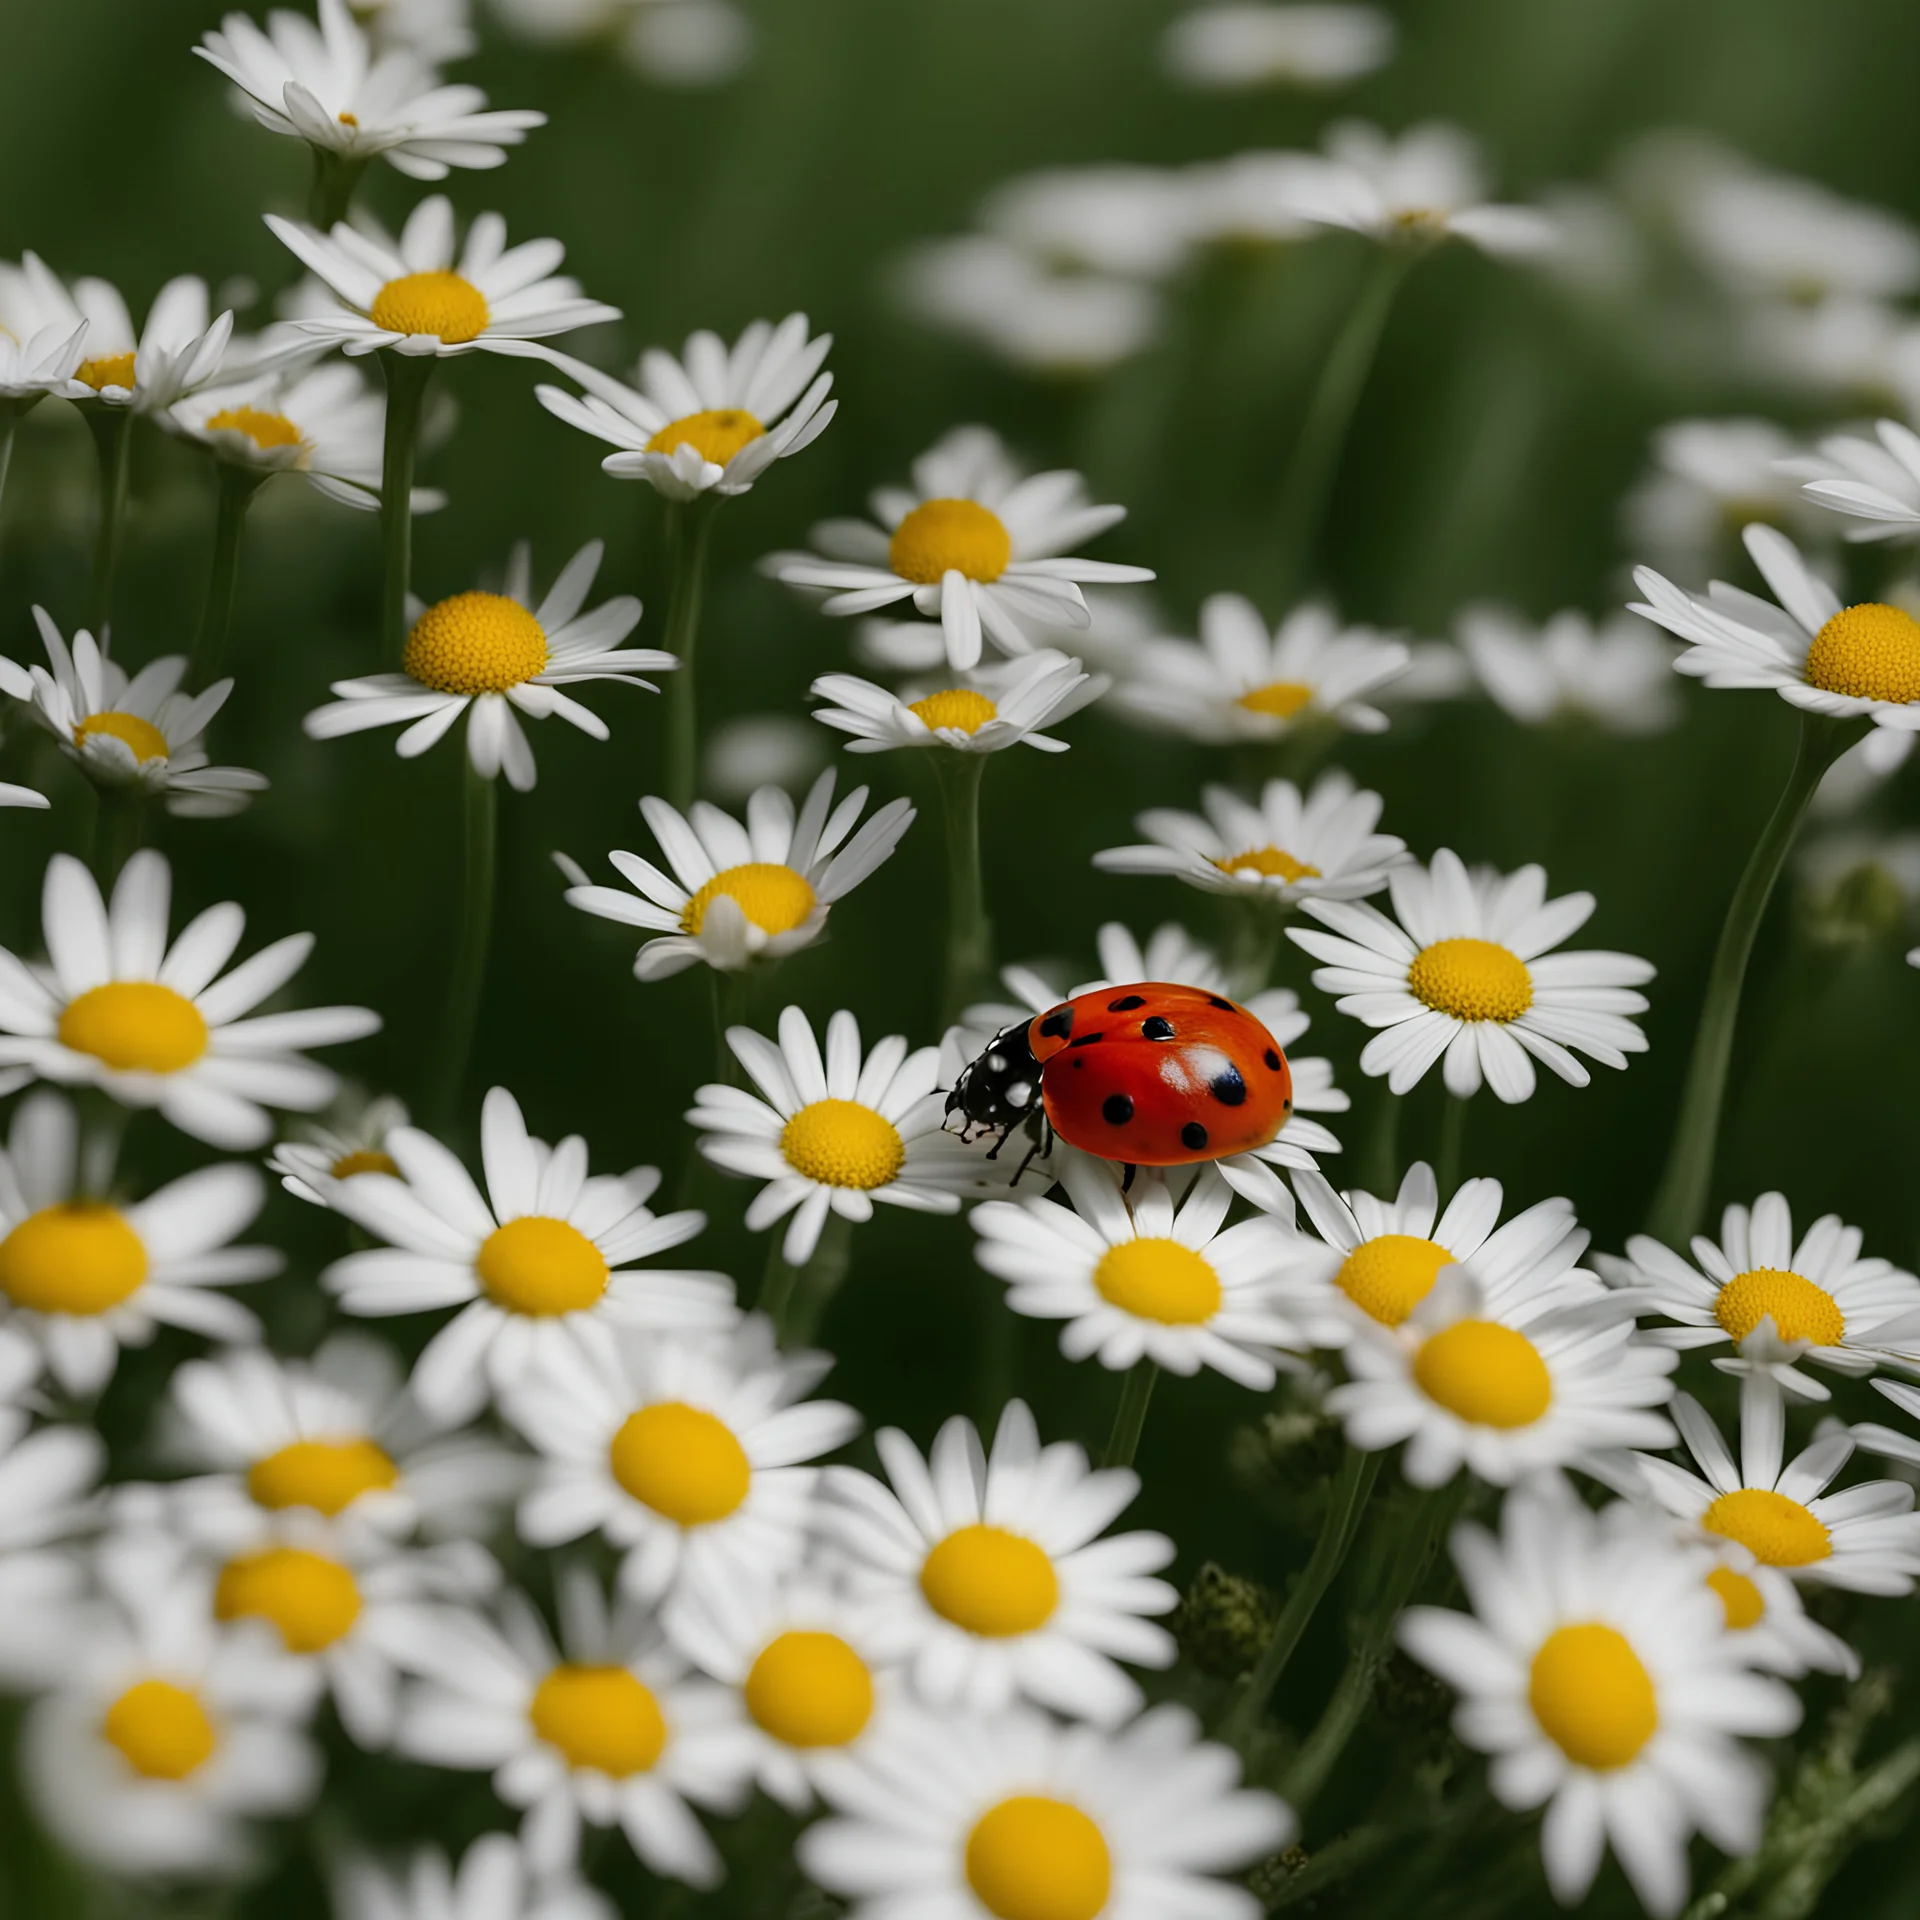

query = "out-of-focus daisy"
[
  {"left": 1621, "top": 418, "right": 1820, "bottom": 574},
  {"left": 1457, "top": 606, "right": 1680, "bottom": 734},
  {"left": 535, "top": 313, "right": 834, "bottom": 500},
  {"left": 0, "top": 850, "right": 380, "bottom": 1150},
  {"left": 321, "top": 1086, "right": 736, "bottom": 1423},
  {"left": 267, "top": 196, "right": 619, "bottom": 361},
  {"left": 1113, "top": 595, "right": 1412, "bottom": 740},
  {"left": 20, "top": 267, "right": 244, "bottom": 413},
  {"left": 0, "top": 1407, "right": 103, "bottom": 1685},
  {"left": 349, "top": 0, "right": 475, "bottom": 61},
  {"left": 1697, "top": 1545, "right": 1857, "bottom": 1681},
  {"left": 507, "top": 1317, "right": 856, "bottom": 1607},
  {"left": 305, "top": 539, "right": 670, "bottom": 792},
  {"left": 1095, "top": 770, "right": 1407, "bottom": 909},
  {"left": 562, "top": 769, "right": 913, "bottom": 980},
  {"left": 1162, "top": 3, "right": 1394, "bottom": 89},
  {"left": 763, "top": 425, "right": 1154, "bottom": 670},
  {"left": 1290, "top": 849, "right": 1654, "bottom": 1102},
  {"left": 271, "top": 1091, "right": 411, "bottom": 1204},
  {"left": 1785, "top": 416, "right": 1920, "bottom": 542},
  {"left": 489, "top": 0, "right": 754, "bottom": 86},
  {"left": 979, "top": 167, "right": 1195, "bottom": 281},
  {"left": 0, "top": 1091, "right": 278, "bottom": 1398},
  {"left": 820, "top": 1401, "right": 1177, "bottom": 1726},
  {"left": 1399, "top": 1485, "right": 1799, "bottom": 1917},
  {"left": 810, "top": 650, "right": 1106, "bottom": 755},
  {"left": 1797, "top": 827, "right": 1920, "bottom": 946},
  {"left": 700, "top": 711, "right": 830, "bottom": 804},
  {"left": 0, "top": 255, "right": 90, "bottom": 408},
  {"left": 334, "top": 1833, "right": 615, "bottom": 1920},
  {"left": 689, "top": 1007, "right": 970, "bottom": 1265}
]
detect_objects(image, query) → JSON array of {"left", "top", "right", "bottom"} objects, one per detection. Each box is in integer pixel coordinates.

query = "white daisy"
[
  {"left": 1112, "top": 596, "right": 1412, "bottom": 740},
  {"left": 562, "top": 768, "right": 913, "bottom": 981},
  {"left": 810, "top": 650, "right": 1107, "bottom": 755},
  {"left": 349, "top": 0, "right": 475, "bottom": 61},
  {"left": 687, "top": 1006, "right": 968, "bottom": 1266},
  {"left": 305, "top": 538, "right": 671, "bottom": 792},
  {"left": 818, "top": 1399, "right": 1177, "bottom": 1726},
  {"left": 17, "top": 267, "right": 246, "bottom": 412},
  {"left": 763, "top": 424, "right": 1155, "bottom": 671},
  {"left": 1785, "top": 415, "right": 1920, "bottom": 541},
  {"left": 1694, "top": 1545, "right": 1858, "bottom": 1681},
  {"left": 1162, "top": 3, "right": 1395, "bottom": 89},
  {"left": 1621, "top": 417, "right": 1821, "bottom": 575},
  {"left": 801, "top": 1699, "right": 1290, "bottom": 1920},
  {"left": 321, "top": 1086, "right": 737, "bottom": 1423},
  {"left": 857, "top": 583, "right": 1157, "bottom": 677},
  {"left": 1456, "top": 605, "right": 1680, "bottom": 735},
  {"left": 0, "top": 1406, "right": 104, "bottom": 1686},
  {"left": 535, "top": 313, "right": 835, "bottom": 500},
  {"left": 1289, "top": 848, "right": 1654, "bottom": 1102},
  {"left": 1398, "top": 1484, "right": 1799, "bottom": 1917},
  {"left": 334, "top": 1833, "right": 615, "bottom": 1920},
  {"left": 0, "top": 253, "right": 91, "bottom": 406},
  {"left": 271, "top": 1090, "right": 411, "bottom": 1204},
  {"left": 267, "top": 195, "right": 619, "bottom": 361},
  {"left": 0, "top": 850, "right": 381, "bottom": 1150},
  {"left": 1849, "top": 1377, "right": 1920, "bottom": 1471},
  {"left": 489, "top": 0, "right": 753, "bottom": 86},
  {"left": 979, "top": 167, "right": 1196, "bottom": 280}
]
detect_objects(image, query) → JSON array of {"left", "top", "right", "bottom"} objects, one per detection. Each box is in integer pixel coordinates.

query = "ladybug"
[{"left": 946, "top": 982, "right": 1292, "bottom": 1178}]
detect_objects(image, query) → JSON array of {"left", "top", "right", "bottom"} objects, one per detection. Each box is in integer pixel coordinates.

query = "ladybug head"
[{"left": 944, "top": 1018, "right": 1043, "bottom": 1140}]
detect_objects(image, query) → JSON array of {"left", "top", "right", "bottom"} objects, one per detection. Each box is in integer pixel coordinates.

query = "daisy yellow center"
[
  {"left": 246, "top": 1438, "right": 399, "bottom": 1516},
  {"left": 1408, "top": 937, "right": 1533, "bottom": 1023},
  {"left": 1091, "top": 1237, "right": 1222, "bottom": 1325},
  {"left": 780, "top": 1100, "right": 904, "bottom": 1190},
  {"left": 1236, "top": 680, "right": 1315, "bottom": 719},
  {"left": 679, "top": 862, "right": 817, "bottom": 937},
  {"left": 1803, "top": 603, "right": 1920, "bottom": 705},
  {"left": 337, "top": 110, "right": 359, "bottom": 126},
  {"left": 76, "top": 352, "right": 137, "bottom": 392},
  {"left": 908, "top": 688, "right": 998, "bottom": 734},
  {"left": 1412, "top": 1319, "right": 1552, "bottom": 1428},
  {"left": 609, "top": 1401, "right": 751, "bottom": 1526},
  {"left": 75, "top": 711, "right": 170, "bottom": 763},
  {"left": 1213, "top": 845, "right": 1321, "bottom": 882},
  {"left": 368, "top": 270, "right": 490, "bottom": 344},
  {"left": 529, "top": 1664, "right": 666, "bottom": 1776},
  {"left": 742, "top": 1630, "right": 874, "bottom": 1749},
  {"left": 645, "top": 409, "right": 766, "bottom": 464},
  {"left": 1713, "top": 1267, "right": 1845, "bottom": 1347},
  {"left": 205, "top": 405, "right": 302, "bottom": 450},
  {"left": 965, "top": 1796, "right": 1112, "bottom": 1920},
  {"left": 0, "top": 1204, "right": 146, "bottom": 1315},
  {"left": 1708, "top": 1566, "right": 1766, "bottom": 1631},
  {"left": 214, "top": 1546, "right": 361, "bottom": 1654},
  {"left": 101, "top": 1680, "right": 217, "bottom": 1781},
  {"left": 1701, "top": 1488, "right": 1832, "bottom": 1567},
  {"left": 1337, "top": 1234, "right": 1452, "bottom": 1327},
  {"left": 59, "top": 981, "right": 209, "bottom": 1074},
  {"left": 888, "top": 498, "right": 1012, "bottom": 585},
  {"left": 404, "top": 591, "right": 548, "bottom": 696},
  {"left": 920, "top": 1524, "right": 1058, "bottom": 1637},
  {"left": 331, "top": 1148, "right": 400, "bottom": 1179},
  {"left": 1527, "top": 1624, "right": 1658, "bottom": 1770},
  {"left": 474, "top": 1215, "right": 609, "bottom": 1316}
]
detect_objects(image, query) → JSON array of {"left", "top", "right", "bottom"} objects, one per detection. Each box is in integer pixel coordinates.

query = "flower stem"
[
  {"left": 1361, "top": 1082, "right": 1401, "bottom": 1196},
  {"left": 307, "top": 148, "right": 370, "bottom": 231},
  {"left": 1645, "top": 711, "right": 1863, "bottom": 1246},
  {"left": 662, "top": 498, "right": 720, "bottom": 814},
  {"left": 87, "top": 786, "right": 145, "bottom": 890},
  {"left": 84, "top": 407, "right": 133, "bottom": 646},
  {"left": 935, "top": 752, "right": 993, "bottom": 1025},
  {"left": 1226, "top": 901, "right": 1285, "bottom": 999},
  {"left": 189, "top": 465, "right": 265, "bottom": 686},
  {"left": 378, "top": 352, "right": 433, "bottom": 670},
  {"left": 757, "top": 1235, "right": 798, "bottom": 1331},
  {"left": 1434, "top": 1091, "right": 1467, "bottom": 1205},
  {"left": 1101, "top": 1360, "right": 1158, "bottom": 1470},
  {"left": 711, "top": 966, "right": 750, "bottom": 1088},
  {"left": 75, "top": 1087, "right": 131, "bottom": 1201},
  {"left": 783, "top": 1212, "right": 855, "bottom": 1350},
  {"left": 432, "top": 759, "right": 497, "bottom": 1128}
]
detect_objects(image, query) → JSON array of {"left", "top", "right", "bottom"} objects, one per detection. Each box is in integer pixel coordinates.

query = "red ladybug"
[{"left": 946, "top": 982, "right": 1292, "bottom": 1175}]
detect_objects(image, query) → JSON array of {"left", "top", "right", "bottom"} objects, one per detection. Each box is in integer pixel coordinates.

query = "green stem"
[
  {"left": 1433, "top": 1091, "right": 1467, "bottom": 1205},
  {"left": 1645, "top": 712, "right": 1862, "bottom": 1245},
  {"left": 308, "top": 148, "right": 370, "bottom": 230},
  {"left": 1361, "top": 1083, "right": 1401, "bottom": 1197},
  {"left": 87, "top": 785, "right": 145, "bottom": 890},
  {"left": 75, "top": 1087, "right": 132, "bottom": 1200},
  {"left": 1226, "top": 902, "right": 1286, "bottom": 999},
  {"left": 189, "top": 465, "right": 265, "bottom": 685},
  {"left": 935, "top": 752, "right": 993, "bottom": 1025},
  {"left": 84, "top": 406, "right": 134, "bottom": 645},
  {"left": 662, "top": 499, "right": 720, "bottom": 814},
  {"left": 432, "top": 760, "right": 498, "bottom": 1127},
  {"left": 783, "top": 1212, "right": 855, "bottom": 1349},
  {"left": 1102, "top": 1360, "right": 1158, "bottom": 1470},
  {"left": 378, "top": 352, "right": 433, "bottom": 669},
  {"left": 757, "top": 1235, "right": 798, "bottom": 1334},
  {"left": 711, "top": 966, "right": 750, "bottom": 1087}
]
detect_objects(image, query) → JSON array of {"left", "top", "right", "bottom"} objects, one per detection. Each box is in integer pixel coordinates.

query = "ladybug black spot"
[
  {"left": 1210, "top": 1065, "right": 1247, "bottom": 1107},
  {"left": 1263, "top": 1048, "right": 1281, "bottom": 1071},
  {"left": 1181, "top": 1121, "right": 1209, "bottom": 1151},
  {"left": 1071, "top": 1057, "right": 1086, "bottom": 1070},
  {"left": 1102, "top": 1093, "right": 1134, "bottom": 1126},
  {"left": 1141, "top": 1016, "right": 1174, "bottom": 1040},
  {"left": 1069, "top": 1032, "right": 1104, "bottom": 1048},
  {"left": 1107, "top": 995, "right": 1146, "bottom": 1012},
  {"left": 1039, "top": 1009, "right": 1074, "bottom": 1039},
  {"left": 1207, "top": 996, "right": 1233, "bottom": 1010}
]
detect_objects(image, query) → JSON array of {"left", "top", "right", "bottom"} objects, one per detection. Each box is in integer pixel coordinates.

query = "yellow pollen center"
[
  {"left": 1213, "top": 845, "right": 1321, "bottom": 882},
  {"left": 1701, "top": 1488, "right": 1832, "bottom": 1567},
  {"left": 679, "top": 862, "right": 818, "bottom": 937},
  {"left": 965, "top": 1796, "right": 1113, "bottom": 1920},
  {"left": 908, "top": 688, "right": 999, "bottom": 734},
  {"left": 337, "top": 110, "right": 359, "bottom": 126},
  {"left": 246, "top": 1438, "right": 399, "bottom": 1516},
  {"left": 1708, "top": 1566, "right": 1766, "bottom": 1631},
  {"left": 101, "top": 1680, "right": 217, "bottom": 1781},
  {"left": 742, "top": 1630, "right": 874, "bottom": 1749},
  {"left": 1412, "top": 1319, "right": 1552, "bottom": 1428},
  {"left": 609, "top": 1401, "right": 751, "bottom": 1526},
  {"left": 474, "top": 1215, "right": 609, "bottom": 1317},
  {"left": 920, "top": 1524, "right": 1059, "bottom": 1637},
  {"left": 645, "top": 408, "right": 766, "bottom": 464},
  {"left": 368, "top": 269, "right": 490, "bottom": 344},
  {"left": 529, "top": 1664, "right": 666, "bottom": 1776},
  {"left": 780, "top": 1099, "right": 905, "bottom": 1190},
  {"left": 58, "top": 981, "right": 209, "bottom": 1074},
  {"left": 1408, "top": 937, "right": 1534, "bottom": 1022},
  {"left": 404, "top": 590, "right": 548, "bottom": 696},
  {"left": 330, "top": 1148, "right": 400, "bottom": 1180},
  {"left": 0, "top": 1204, "right": 146, "bottom": 1315},
  {"left": 1713, "top": 1268, "right": 1845, "bottom": 1347},
  {"left": 1803, "top": 603, "right": 1920, "bottom": 705},
  {"left": 888, "top": 498, "right": 1013, "bottom": 584},
  {"left": 1236, "top": 680, "right": 1315, "bottom": 719},
  {"left": 1092, "top": 1237, "right": 1222, "bottom": 1325},
  {"left": 75, "top": 710, "right": 170, "bottom": 764},
  {"left": 76, "top": 352, "right": 137, "bottom": 392},
  {"left": 214, "top": 1546, "right": 362, "bottom": 1654},
  {"left": 1337, "top": 1234, "right": 1452, "bottom": 1327},
  {"left": 1527, "top": 1623, "right": 1658, "bottom": 1770},
  {"left": 205, "top": 405, "right": 302, "bottom": 451}
]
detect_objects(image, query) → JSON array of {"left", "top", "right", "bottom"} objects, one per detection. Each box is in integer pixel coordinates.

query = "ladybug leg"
[
  {"left": 1121, "top": 1161, "right": 1137, "bottom": 1195},
  {"left": 1009, "top": 1113, "right": 1047, "bottom": 1188}
]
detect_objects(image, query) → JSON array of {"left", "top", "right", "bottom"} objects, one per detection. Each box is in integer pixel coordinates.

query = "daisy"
[
  {"left": 1785, "top": 415, "right": 1920, "bottom": 541},
  {"left": 0, "top": 850, "right": 380, "bottom": 1150},
  {"left": 1621, "top": 417, "right": 1820, "bottom": 575},
  {"left": 858, "top": 583, "right": 1157, "bottom": 676},
  {"left": 535, "top": 313, "right": 835, "bottom": 500},
  {"left": 334, "top": 1834, "right": 615, "bottom": 1920},
  {"left": 818, "top": 1399, "right": 1177, "bottom": 1726},
  {"left": 20, "top": 267, "right": 246, "bottom": 413},
  {"left": 1398, "top": 1484, "right": 1799, "bottom": 1917},
  {"left": 506, "top": 1316, "right": 857, "bottom": 1607},
  {"left": 1161, "top": 3, "right": 1396, "bottom": 89},
  {"left": 490, "top": 0, "right": 753, "bottom": 86},
  {"left": 0, "top": 1091, "right": 278, "bottom": 1397},
  {"left": 810, "top": 650, "right": 1107, "bottom": 755},
  {"left": 1112, "top": 596, "right": 1412, "bottom": 740},
  {"left": 687, "top": 1006, "right": 969, "bottom": 1266},
  {"left": 391, "top": 1569, "right": 755, "bottom": 1882},
  {"left": 800, "top": 1700, "right": 1290, "bottom": 1920},
  {"left": 0, "top": 1406, "right": 104, "bottom": 1687},
  {"left": 980, "top": 167, "right": 1196, "bottom": 280},
  {"left": 1632, "top": 1376, "right": 1920, "bottom": 1595},
  {"left": 1695, "top": 1545, "right": 1858, "bottom": 1681},
  {"left": 0, "top": 254, "right": 90, "bottom": 408},
  {"left": 349, "top": 0, "right": 476, "bottom": 61},
  {"left": 197, "top": 0, "right": 544, "bottom": 181},
  {"left": 304, "top": 539, "right": 672, "bottom": 792},
  {"left": 1849, "top": 1377, "right": 1920, "bottom": 1470},
  {"left": 267, "top": 195, "right": 619, "bottom": 362},
  {"left": 562, "top": 768, "right": 913, "bottom": 981},
  {"left": 763, "top": 424, "right": 1155, "bottom": 670},
  {"left": 1600, "top": 1191, "right": 1920, "bottom": 1401},
  {"left": 321, "top": 1086, "right": 737, "bottom": 1423},
  {"left": 1456, "top": 606, "right": 1680, "bottom": 735},
  {"left": 1093, "top": 769, "right": 1408, "bottom": 908},
  {"left": 1289, "top": 849, "right": 1654, "bottom": 1102},
  {"left": 2, "top": 609, "right": 267, "bottom": 817},
  {"left": 271, "top": 1090, "right": 411, "bottom": 1204}
]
